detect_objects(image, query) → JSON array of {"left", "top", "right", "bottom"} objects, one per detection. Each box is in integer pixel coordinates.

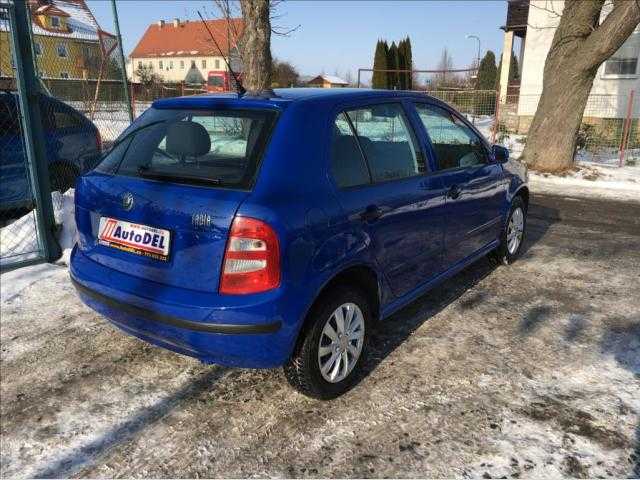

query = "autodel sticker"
[{"left": 98, "top": 217, "right": 170, "bottom": 261}]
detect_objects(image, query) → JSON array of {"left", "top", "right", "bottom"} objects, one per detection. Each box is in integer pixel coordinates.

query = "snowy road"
[{"left": 1, "top": 194, "right": 639, "bottom": 478}]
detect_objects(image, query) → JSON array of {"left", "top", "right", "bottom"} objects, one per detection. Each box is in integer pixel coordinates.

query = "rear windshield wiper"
[{"left": 137, "top": 166, "right": 223, "bottom": 186}]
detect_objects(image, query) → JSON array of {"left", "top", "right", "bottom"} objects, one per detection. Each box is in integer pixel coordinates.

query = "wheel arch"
[
  {"left": 291, "top": 264, "right": 381, "bottom": 356},
  {"left": 514, "top": 185, "right": 529, "bottom": 211}
]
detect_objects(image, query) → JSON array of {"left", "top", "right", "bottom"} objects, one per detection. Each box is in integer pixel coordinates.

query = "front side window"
[
  {"left": 330, "top": 113, "right": 370, "bottom": 188},
  {"left": 346, "top": 103, "right": 423, "bottom": 182},
  {"left": 415, "top": 103, "right": 488, "bottom": 171},
  {"left": 100, "top": 108, "right": 277, "bottom": 189},
  {"left": 56, "top": 43, "right": 67, "bottom": 58},
  {"left": 604, "top": 32, "right": 639, "bottom": 76}
]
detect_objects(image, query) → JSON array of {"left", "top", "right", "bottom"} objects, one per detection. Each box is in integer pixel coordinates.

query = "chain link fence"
[
  {"left": 424, "top": 88, "right": 638, "bottom": 167},
  {"left": 0, "top": 0, "right": 214, "bottom": 270},
  {"left": 1, "top": 0, "right": 131, "bottom": 269},
  {"left": 0, "top": 85, "right": 46, "bottom": 266}
]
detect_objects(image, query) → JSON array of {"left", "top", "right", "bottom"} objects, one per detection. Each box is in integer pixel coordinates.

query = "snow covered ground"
[{"left": 1, "top": 194, "right": 638, "bottom": 478}]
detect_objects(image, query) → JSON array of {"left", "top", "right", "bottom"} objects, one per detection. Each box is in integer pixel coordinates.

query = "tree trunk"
[
  {"left": 521, "top": 63, "right": 596, "bottom": 172},
  {"left": 239, "top": 0, "right": 272, "bottom": 93},
  {"left": 521, "top": 0, "right": 640, "bottom": 172}
]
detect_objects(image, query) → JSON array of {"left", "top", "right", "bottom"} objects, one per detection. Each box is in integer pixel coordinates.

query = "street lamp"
[
  {"left": 466, "top": 34, "right": 481, "bottom": 74},
  {"left": 466, "top": 34, "right": 482, "bottom": 121}
]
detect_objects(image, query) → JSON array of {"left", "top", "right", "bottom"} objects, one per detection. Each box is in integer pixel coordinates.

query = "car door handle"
[
  {"left": 446, "top": 185, "right": 462, "bottom": 200},
  {"left": 359, "top": 205, "right": 383, "bottom": 222}
]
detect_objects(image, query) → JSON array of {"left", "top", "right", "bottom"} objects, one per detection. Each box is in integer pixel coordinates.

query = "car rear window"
[{"left": 98, "top": 108, "right": 277, "bottom": 190}]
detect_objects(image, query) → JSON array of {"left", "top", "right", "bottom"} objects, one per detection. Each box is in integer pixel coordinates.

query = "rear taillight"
[{"left": 219, "top": 217, "right": 280, "bottom": 295}]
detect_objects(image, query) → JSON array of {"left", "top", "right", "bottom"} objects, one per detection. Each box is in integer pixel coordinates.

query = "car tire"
[
  {"left": 283, "top": 285, "right": 371, "bottom": 400},
  {"left": 491, "top": 196, "right": 527, "bottom": 265},
  {"left": 49, "top": 163, "right": 78, "bottom": 193}
]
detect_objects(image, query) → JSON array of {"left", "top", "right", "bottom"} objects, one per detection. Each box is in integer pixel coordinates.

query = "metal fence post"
[
  {"left": 9, "top": 0, "right": 61, "bottom": 262},
  {"left": 619, "top": 89, "right": 635, "bottom": 167},
  {"left": 110, "top": 0, "right": 134, "bottom": 123}
]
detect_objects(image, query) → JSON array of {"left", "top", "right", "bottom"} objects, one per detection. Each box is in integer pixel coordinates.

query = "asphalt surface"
[{"left": 1, "top": 192, "right": 639, "bottom": 478}]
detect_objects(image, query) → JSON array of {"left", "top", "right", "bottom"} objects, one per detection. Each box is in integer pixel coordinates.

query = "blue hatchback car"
[
  {"left": 0, "top": 91, "right": 102, "bottom": 214},
  {"left": 70, "top": 89, "right": 528, "bottom": 399}
]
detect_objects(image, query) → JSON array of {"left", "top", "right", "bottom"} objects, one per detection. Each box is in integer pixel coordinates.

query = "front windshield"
[{"left": 208, "top": 76, "right": 224, "bottom": 87}]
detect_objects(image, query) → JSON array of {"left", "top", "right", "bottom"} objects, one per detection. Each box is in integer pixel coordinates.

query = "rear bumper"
[
  {"left": 71, "top": 278, "right": 281, "bottom": 335},
  {"left": 70, "top": 246, "right": 298, "bottom": 368}
]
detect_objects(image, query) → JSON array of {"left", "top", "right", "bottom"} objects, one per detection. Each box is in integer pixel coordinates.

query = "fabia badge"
[{"left": 122, "top": 192, "right": 134, "bottom": 211}]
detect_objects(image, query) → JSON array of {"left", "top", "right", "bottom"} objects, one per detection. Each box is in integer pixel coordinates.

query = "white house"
[
  {"left": 499, "top": 0, "right": 639, "bottom": 131},
  {"left": 128, "top": 18, "right": 243, "bottom": 84}
]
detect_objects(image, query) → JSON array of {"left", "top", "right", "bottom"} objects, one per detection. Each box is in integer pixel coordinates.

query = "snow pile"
[
  {"left": 0, "top": 190, "right": 77, "bottom": 268},
  {"left": 529, "top": 154, "right": 640, "bottom": 202}
]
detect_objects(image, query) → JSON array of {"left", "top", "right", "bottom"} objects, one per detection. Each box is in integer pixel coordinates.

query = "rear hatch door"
[{"left": 75, "top": 104, "right": 278, "bottom": 293}]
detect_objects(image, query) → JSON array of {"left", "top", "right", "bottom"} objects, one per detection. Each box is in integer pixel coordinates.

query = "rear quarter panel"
[{"left": 238, "top": 99, "right": 385, "bottom": 339}]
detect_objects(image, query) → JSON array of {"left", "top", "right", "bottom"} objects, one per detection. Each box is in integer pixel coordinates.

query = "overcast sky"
[{"left": 87, "top": 0, "right": 509, "bottom": 78}]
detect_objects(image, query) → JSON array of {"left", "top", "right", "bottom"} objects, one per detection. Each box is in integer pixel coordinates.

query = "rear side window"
[
  {"left": 0, "top": 98, "right": 20, "bottom": 135},
  {"left": 347, "top": 104, "right": 423, "bottom": 183},
  {"left": 415, "top": 103, "right": 488, "bottom": 171},
  {"left": 330, "top": 103, "right": 425, "bottom": 188},
  {"left": 330, "top": 113, "right": 370, "bottom": 188},
  {"left": 100, "top": 108, "right": 277, "bottom": 189}
]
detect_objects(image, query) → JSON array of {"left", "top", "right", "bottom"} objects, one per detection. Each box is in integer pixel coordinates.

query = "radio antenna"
[{"left": 197, "top": 10, "right": 246, "bottom": 96}]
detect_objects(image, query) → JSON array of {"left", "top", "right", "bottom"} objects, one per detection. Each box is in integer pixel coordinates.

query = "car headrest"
[{"left": 165, "top": 121, "right": 211, "bottom": 157}]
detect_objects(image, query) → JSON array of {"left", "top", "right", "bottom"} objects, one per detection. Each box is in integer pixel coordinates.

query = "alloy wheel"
[{"left": 317, "top": 302, "right": 365, "bottom": 383}]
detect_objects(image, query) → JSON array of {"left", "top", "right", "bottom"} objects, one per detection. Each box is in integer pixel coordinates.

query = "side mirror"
[{"left": 492, "top": 144, "right": 509, "bottom": 164}]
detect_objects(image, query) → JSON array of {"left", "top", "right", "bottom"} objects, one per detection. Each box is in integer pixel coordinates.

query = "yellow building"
[{"left": 0, "top": 0, "right": 114, "bottom": 80}]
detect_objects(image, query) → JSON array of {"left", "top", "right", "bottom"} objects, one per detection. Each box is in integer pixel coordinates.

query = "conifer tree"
[
  {"left": 387, "top": 41, "right": 399, "bottom": 89},
  {"left": 372, "top": 40, "right": 388, "bottom": 89}
]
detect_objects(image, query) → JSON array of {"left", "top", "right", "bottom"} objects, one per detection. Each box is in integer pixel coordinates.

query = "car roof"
[{"left": 152, "top": 88, "right": 438, "bottom": 110}]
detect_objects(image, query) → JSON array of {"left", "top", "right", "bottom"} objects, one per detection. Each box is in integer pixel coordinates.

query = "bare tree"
[
  {"left": 522, "top": 1, "right": 640, "bottom": 172},
  {"left": 209, "top": 0, "right": 299, "bottom": 93},
  {"left": 435, "top": 47, "right": 453, "bottom": 87}
]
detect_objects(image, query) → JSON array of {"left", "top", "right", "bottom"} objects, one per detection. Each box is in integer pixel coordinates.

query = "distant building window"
[
  {"left": 191, "top": 60, "right": 196, "bottom": 68},
  {"left": 159, "top": 60, "right": 163, "bottom": 70},
  {"left": 180, "top": 60, "right": 184, "bottom": 69},
  {"left": 604, "top": 32, "right": 639, "bottom": 76},
  {"left": 169, "top": 60, "right": 174, "bottom": 69},
  {"left": 138, "top": 61, "right": 142, "bottom": 69},
  {"left": 51, "top": 16, "right": 60, "bottom": 28},
  {"left": 60, "top": 72, "right": 70, "bottom": 79},
  {"left": 201, "top": 59, "right": 206, "bottom": 69},
  {"left": 215, "top": 59, "right": 220, "bottom": 69},
  {"left": 34, "top": 42, "right": 42, "bottom": 56},
  {"left": 56, "top": 43, "right": 67, "bottom": 58}
]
